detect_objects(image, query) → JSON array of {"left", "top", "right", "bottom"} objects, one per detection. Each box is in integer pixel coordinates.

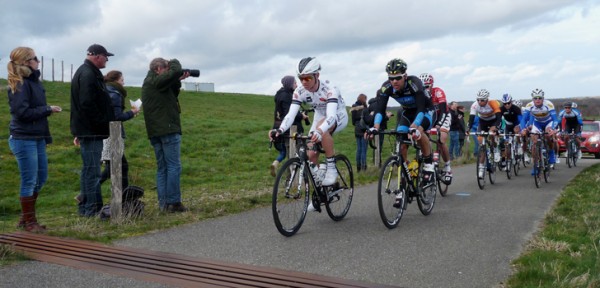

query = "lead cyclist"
[{"left": 269, "top": 57, "right": 348, "bottom": 187}]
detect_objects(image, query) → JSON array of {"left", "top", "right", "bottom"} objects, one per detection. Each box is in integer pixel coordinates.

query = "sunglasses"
[
  {"left": 298, "top": 75, "right": 314, "bottom": 82},
  {"left": 27, "top": 56, "right": 39, "bottom": 62},
  {"left": 388, "top": 75, "right": 405, "bottom": 81},
  {"left": 533, "top": 97, "right": 543, "bottom": 100},
  {"left": 503, "top": 102, "right": 511, "bottom": 105},
  {"left": 478, "top": 99, "right": 487, "bottom": 102}
]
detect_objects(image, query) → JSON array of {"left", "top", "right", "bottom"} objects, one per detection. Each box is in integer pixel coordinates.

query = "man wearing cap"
[{"left": 70, "top": 44, "right": 115, "bottom": 217}]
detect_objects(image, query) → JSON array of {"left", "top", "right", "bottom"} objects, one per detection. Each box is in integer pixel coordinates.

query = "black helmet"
[
  {"left": 386, "top": 58, "right": 407, "bottom": 75},
  {"left": 563, "top": 101, "right": 572, "bottom": 108}
]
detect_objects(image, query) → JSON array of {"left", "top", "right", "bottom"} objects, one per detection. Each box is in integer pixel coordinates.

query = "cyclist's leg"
[
  {"left": 416, "top": 114, "right": 434, "bottom": 185},
  {"left": 530, "top": 123, "right": 543, "bottom": 175},
  {"left": 438, "top": 112, "right": 452, "bottom": 174},
  {"left": 543, "top": 121, "right": 556, "bottom": 164},
  {"left": 321, "top": 114, "right": 348, "bottom": 186}
]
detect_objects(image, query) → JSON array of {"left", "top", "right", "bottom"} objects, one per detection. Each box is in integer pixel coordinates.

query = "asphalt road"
[{"left": 1, "top": 158, "right": 596, "bottom": 288}]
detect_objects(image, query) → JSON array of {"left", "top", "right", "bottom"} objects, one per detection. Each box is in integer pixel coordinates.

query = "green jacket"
[{"left": 141, "top": 59, "right": 183, "bottom": 139}]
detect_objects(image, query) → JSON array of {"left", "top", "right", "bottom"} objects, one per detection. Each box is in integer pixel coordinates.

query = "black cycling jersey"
[
  {"left": 374, "top": 76, "right": 433, "bottom": 127},
  {"left": 500, "top": 104, "right": 522, "bottom": 128}
]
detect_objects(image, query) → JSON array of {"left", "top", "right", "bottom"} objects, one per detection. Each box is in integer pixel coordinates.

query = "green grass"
[
  {"left": 506, "top": 163, "right": 600, "bottom": 287},
  {"left": 0, "top": 79, "right": 383, "bottom": 242}
]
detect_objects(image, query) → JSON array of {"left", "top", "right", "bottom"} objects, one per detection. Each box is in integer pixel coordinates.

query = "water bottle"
[{"left": 433, "top": 152, "right": 439, "bottom": 163}]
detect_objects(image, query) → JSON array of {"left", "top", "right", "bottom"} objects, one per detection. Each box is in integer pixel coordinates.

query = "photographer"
[{"left": 141, "top": 58, "right": 190, "bottom": 213}]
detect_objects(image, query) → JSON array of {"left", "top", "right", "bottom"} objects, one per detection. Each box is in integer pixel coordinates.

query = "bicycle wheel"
[
  {"left": 571, "top": 141, "right": 578, "bottom": 167},
  {"left": 437, "top": 167, "right": 449, "bottom": 197},
  {"left": 543, "top": 150, "right": 550, "bottom": 183},
  {"left": 534, "top": 143, "right": 542, "bottom": 188},
  {"left": 566, "top": 144, "right": 572, "bottom": 168},
  {"left": 505, "top": 143, "right": 512, "bottom": 179},
  {"left": 488, "top": 147, "right": 497, "bottom": 185},
  {"left": 377, "top": 156, "right": 405, "bottom": 229},
  {"left": 513, "top": 153, "right": 520, "bottom": 176},
  {"left": 417, "top": 165, "right": 436, "bottom": 216},
  {"left": 324, "top": 154, "right": 354, "bottom": 221},
  {"left": 476, "top": 146, "right": 487, "bottom": 190},
  {"left": 272, "top": 158, "right": 310, "bottom": 237}
]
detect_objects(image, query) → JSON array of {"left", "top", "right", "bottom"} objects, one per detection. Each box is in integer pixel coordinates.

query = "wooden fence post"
[
  {"left": 289, "top": 125, "right": 297, "bottom": 157},
  {"left": 109, "top": 122, "right": 124, "bottom": 223}
]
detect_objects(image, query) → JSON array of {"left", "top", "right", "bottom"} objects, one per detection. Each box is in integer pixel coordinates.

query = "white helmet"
[
  {"left": 513, "top": 99, "right": 522, "bottom": 107},
  {"left": 476, "top": 89, "right": 490, "bottom": 100},
  {"left": 297, "top": 57, "right": 321, "bottom": 76},
  {"left": 572, "top": 102, "right": 578, "bottom": 108},
  {"left": 501, "top": 93, "right": 512, "bottom": 104},
  {"left": 419, "top": 73, "right": 434, "bottom": 87},
  {"left": 531, "top": 88, "right": 544, "bottom": 98}
]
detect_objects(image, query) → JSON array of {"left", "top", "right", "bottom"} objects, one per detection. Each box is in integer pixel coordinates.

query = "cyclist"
[
  {"left": 367, "top": 58, "right": 435, "bottom": 204},
  {"left": 499, "top": 93, "right": 522, "bottom": 170},
  {"left": 520, "top": 89, "right": 558, "bottom": 175},
  {"left": 420, "top": 73, "right": 453, "bottom": 184},
  {"left": 558, "top": 101, "right": 583, "bottom": 159},
  {"left": 467, "top": 89, "right": 502, "bottom": 179},
  {"left": 269, "top": 57, "right": 348, "bottom": 186}
]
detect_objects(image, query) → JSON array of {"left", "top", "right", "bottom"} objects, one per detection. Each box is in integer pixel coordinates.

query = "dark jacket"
[
  {"left": 106, "top": 82, "right": 134, "bottom": 138},
  {"left": 273, "top": 86, "right": 303, "bottom": 134},
  {"left": 350, "top": 101, "right": 367, "bottom": 137},
  {"left": 8, "top": 69, "right": 53, "bottom": 143},
  {"left": 142, "top": 59, "right": 183, "bottom": 139},
  {"left": 70, "top": 59, "right": 114, "bottom": 138}
]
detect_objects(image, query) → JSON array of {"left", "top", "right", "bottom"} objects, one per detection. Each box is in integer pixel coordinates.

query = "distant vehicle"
[{"left": 558, "top": 120, "right": 600, "bottom": 159}]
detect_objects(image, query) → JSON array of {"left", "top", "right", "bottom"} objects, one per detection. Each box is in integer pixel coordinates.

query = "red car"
[{"left": 557, "top": 120, "right": 600, "bottom": 159}]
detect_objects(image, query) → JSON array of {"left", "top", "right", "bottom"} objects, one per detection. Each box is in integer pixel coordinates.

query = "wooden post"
[
  {"left": 289, "top": 125, "right": 297, "bottom": 158},
  {"left": 109, "top": 122, "right": 124, "bottom": 223}
]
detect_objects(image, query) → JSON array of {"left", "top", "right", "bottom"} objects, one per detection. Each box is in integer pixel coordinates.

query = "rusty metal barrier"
[{"left": 0, "top": 232, "right": 395, "bottom": 288}]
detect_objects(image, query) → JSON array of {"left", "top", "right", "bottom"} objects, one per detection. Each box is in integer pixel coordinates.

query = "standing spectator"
[
  {"left": 351, "top": 94, "right": 368, "bottom": 171},
  {"left": 270, "top": 75, "right": 305, "bottom": 176},
  {"left": 99, "top": 70, "right": 140, "bottom": 188},
  {"left": 457, "top": 105, "right": 466, "bottom": 156},
  {"left": 70, "top": 44, "right": 114, "bottom": 218},
  {"left": 7, "top": 46, "right": 62, "bottom": 232},
  {"left": 142, "top": 58, "right": 190, "bottom": 213},
  {"left": 448, "top": 101, "right": 462, "bottom": 159}
]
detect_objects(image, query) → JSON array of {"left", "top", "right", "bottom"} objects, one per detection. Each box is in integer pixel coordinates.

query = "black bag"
[{"left": 98, "top": 186, "right": 145, "bottom": 219}]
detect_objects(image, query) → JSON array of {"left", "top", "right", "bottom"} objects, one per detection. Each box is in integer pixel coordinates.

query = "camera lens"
[{"left": 182, "top": 69, "right": 200, "bottom": 77}]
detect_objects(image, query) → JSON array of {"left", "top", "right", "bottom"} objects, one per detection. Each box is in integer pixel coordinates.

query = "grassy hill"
[{"left": 0, "top": 79, "right": 382, "bottom": 240}]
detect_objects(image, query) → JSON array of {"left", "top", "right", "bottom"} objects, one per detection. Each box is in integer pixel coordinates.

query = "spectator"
[
  {"left": 448, "top": 101, "right": 462, "bottom": 159},
  {"left": 142, "top": 57, "right": 189, "bottom": 213},
  {"left": 99, "top": 70, "right": 140, "bottom": 188},
  {"left": 351, "top": 93, "right": 368, "bottom": 171},
  {"left": 457, "top": 105, "right": 466, "bottom": 156},
  {"left": 7, "top": 46, "right": 62, "bottom": 232},
  {"left": 270, "top": 75, "right": 305, "bottom": 176},
  {"left": 70, "top": 44, "right": 114, "bottom": 218}
]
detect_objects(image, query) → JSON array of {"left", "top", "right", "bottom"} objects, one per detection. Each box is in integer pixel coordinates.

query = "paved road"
[{"left": 1, "top": 158, "right": 596, "bottom": 287}]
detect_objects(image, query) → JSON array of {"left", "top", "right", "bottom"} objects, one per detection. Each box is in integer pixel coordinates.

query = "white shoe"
[
  {"left": 478, "top": 168, "right": 484, "bottom": 179},
  {"left": 556, "top": 157, "right": 560, "bottom": 164},
  {"left": 577, "top": 150, "right": 582, "bottom": 160},
  {"left": 322, "top": 168, "right": 338, "bottom": 186},
  {"left": 524, "top": 154, "right": 530, "bottom": 163},
  {"left": 307, "top": 201, "right": 317, "bottom": 212},
  {"left": 518, "top": 147, "right": 523, "bottom": 155},
  {"left": 270, "top": 160, "right": 279, "bottom": 177}
]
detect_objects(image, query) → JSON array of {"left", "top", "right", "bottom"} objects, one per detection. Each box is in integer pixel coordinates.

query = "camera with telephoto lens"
[{"left": 182, "top": 69, "right": 200, "bottom": 77}]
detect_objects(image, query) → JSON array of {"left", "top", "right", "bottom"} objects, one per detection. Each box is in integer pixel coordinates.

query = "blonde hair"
[{"left": 7, "top": 47, "right": 35, "bottom": 93}]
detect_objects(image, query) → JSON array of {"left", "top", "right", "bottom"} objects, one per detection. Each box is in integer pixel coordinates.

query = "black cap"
[{"left": 87, "top": 44, "right": 114, "bottom": 56}]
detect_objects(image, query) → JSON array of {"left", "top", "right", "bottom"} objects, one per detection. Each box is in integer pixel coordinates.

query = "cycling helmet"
[
  {"left": 531, "top": 88, "right": 544, "bottom": 98},
  {"left": 386, "top": 58, "right": 407, "bottom": 75},
  {"left": 563, "top": 101, "right": 572, "bottom": 108},
  {"left": 297, "top": 57, "right": 321, "bottom": 76},
  {"left": 476, "top": 89, "right": 490, "bottom": 100},
  {"left": 572, "top": 102, "right": 578, "bottom": 108},
  {"left": 419, "top": 73, "right": 434, "bottom": 87},
  {"left": 501, "top": 93, "right": 512, "bottom": 104},
  {"left": 513, "top": 99, "right": 522, "bottom": 107}
]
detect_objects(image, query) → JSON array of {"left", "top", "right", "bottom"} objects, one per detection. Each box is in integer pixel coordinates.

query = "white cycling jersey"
[
  {"left": 523, "top": 100, "right": 555, "bottom": 122},
  {"left": 279, "top": 79, "right": 348, "bottom": 135}
]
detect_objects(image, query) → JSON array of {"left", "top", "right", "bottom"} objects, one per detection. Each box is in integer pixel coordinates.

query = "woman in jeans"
[{"left": 7, "top": 47, "right": 61, "bottom": 232}]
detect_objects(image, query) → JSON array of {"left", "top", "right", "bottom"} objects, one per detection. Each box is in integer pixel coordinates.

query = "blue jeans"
[
  {"left": 150, "top": 133, "right": 182, "bottom": 209},
  {"left": 78, "top": 138, "right": 104, "bottom": 217},
  {"left": 449, "top": 130, "right": 461, "bottom": 159},
  {"left": 274, "top": 141, "right": 286, "bottom": 163},
  {"left": 8, "top": 136, "right": 48, "bottom": 197},
  {"left": 471, "top": 131, "right": 479, "bottom": 156},
  {"left": 355, "top": 136, "right": 367, "bottom": 169}
]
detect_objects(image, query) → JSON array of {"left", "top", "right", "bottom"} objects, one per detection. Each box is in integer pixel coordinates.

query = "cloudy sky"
[{"left": 1, "top": 0, "right": 599, "bottom": 103}]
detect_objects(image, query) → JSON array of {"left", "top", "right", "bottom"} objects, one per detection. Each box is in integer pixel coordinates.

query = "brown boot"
[{"left": 20, "top": 195, "right": 46, "bottom": 233}]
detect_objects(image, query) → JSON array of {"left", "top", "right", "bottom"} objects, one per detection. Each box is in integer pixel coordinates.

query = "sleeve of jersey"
[
  {"left": 318, "top": 98, "right": 339, "bottom": 132},
  {"left": 550, "top": 109, "right": 559, "bottom": 129},
  {"left": 279, "top": 102, "right": 301, "bottom": 133},
  {"left": 374, "top": 87, "right": 389, "bottom": 125},
  {"left": 520, "top": 108, "right": 530, "bottom": 128},
  {"left": 577, "top": 110, "right": 583, "bottom": 125}
]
